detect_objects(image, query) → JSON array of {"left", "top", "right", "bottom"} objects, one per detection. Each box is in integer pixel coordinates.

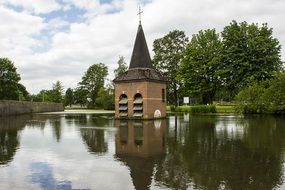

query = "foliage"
[
  {"left": 221, "top": 21, "right": 282, "bottom": 98},
  {"left": 78, "top": 63, "right": 108, "bottom": 108},
  {"left": 0, "top": 58, "right": 21, "bottom": 100},
  {"left": 263, "top": 72, "right": 285, "bottom": 114},
  {"left": 65, "top": 88, "right": 74, "bottom": 107},
  {"left": 95, "top": 87, "right": 115, "bottom": 110},
  {"left": 153, "top": 30, "right": 189, "bottom": 106},
  {"left": 50, "top": 81, "right": 64, "bottom": 103},
  {"left": 236, "top": 82, "right": 267, "bottom": 114},
  {"left": 190, "top": 105, "right": 217, "bottom": 113},
  {"left": 170, "top": 105, "right": 217, "bottom": 113},
  {"left": 30, "top": 81, "right": 63, "bottom": 103},
  {"left": 170, "top": 105, "right": 176, "bottom": 112},
  {"left": 73, "top": 87, "right": 88, "bottom": 107},
  {"left": 17, "top": 83, "right": 30, "bottom": 101},
  {"left": 237, "top": 71, "right": 285, "bottom": 114},
  {"left": 114, "top": 56, "right": 128, "bottom": 78},
  {"left": 179, "top": 29, "right": 222, "bottom": 104}
]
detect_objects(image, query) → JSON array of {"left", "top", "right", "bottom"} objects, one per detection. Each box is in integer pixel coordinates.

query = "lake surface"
[{"left": 1, "top": 113, "right": 285, "bottom": 190}]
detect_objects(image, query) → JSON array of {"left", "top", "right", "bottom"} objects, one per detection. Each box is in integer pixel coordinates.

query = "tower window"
[
  {"left": 133, "top": 93, "right": 143, "bottom": 118},
  {"left": 119, "top": 94, "right": 128, "bottom": 117},
  {"left": 162, "top": 88, "right": 165, "bottom": 102}
]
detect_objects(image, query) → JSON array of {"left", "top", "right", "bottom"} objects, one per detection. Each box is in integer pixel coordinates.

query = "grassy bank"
[{"left": 167, "top": 105, "right": 237, "bottom": 114}]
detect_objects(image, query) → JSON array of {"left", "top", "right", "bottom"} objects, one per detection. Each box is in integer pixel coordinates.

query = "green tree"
[
  {"left": 114, "top": 56, "right": 128, "bottom": 78},
  {"left": 236, "top": 81, "right": 267, "bottom": 114},
  {"left": 179, "top": 29, "right": 222, "bottom": 104},
  {"left": 73, "top": 87, "right": 88, "bottom": 107},
  {"left": 65, "top": 88, "right": 74, "bottom": 107},
  {"left": 79, "top": 63, "right": 108, "bottom": 108},
  {"left": 95, "top": 87, "right": 114, "bottom": 110},
  {"left": 17, "top": 83, "right": 30, "bottom": 101},
  {"left": 0, "top": 58, "right": 21, "bottom": 100},
  {"left": 237, "top": 71, "right": 285, "bottom": 114},
  {"left": 153, "top": 30, "right": 189, "bottom": 106},
  {"left": 263, "top": 71, "right": 285, "bottom": 114},
  {"left": 50, "top": 81, "right": 64, "bottom": 103},
  {"left": 221, "top": 21, "right": 282, "bottom": 98},
  {"left": 34, "top": 82, "right": 64, "bottom": 103}
]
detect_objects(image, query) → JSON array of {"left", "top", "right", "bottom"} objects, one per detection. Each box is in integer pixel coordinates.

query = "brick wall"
[{"left": 115, "top": 81, "right": 166, "bottom": 119}]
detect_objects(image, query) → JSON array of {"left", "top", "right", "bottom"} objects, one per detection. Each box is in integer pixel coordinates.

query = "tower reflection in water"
[{"left": 115, "top": 120, "right": 166, "bottom": 190}]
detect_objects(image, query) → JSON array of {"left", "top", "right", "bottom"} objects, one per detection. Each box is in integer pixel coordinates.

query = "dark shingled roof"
[
  {"left": 114, "top": 68, "right": 165, "bottom": 83},
  {"left": 114, "top": 24, "right": 165, "bottom": 83},
  {"left": 129, "top": 24, "right": 152, "bottom": 69}
]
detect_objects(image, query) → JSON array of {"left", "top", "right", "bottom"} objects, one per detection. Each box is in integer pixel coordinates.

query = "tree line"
[
  {"left": 0, "top": 56, "right": 127, "bottom": 110},
  {"left": 1, "top": 20, "right": 284, "bottom": 112},
  {"left": 153, "top": 20, "right": 283, "bottom": 106}
]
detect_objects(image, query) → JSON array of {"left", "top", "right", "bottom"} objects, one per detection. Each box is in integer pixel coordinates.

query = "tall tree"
[
  {"left": 221, "top": 20, "right": 282, "bottom": 98},
  {"left": 0, "top": 58, "right": 21, "bottom": 100},
  {"left": 79, "top": 63, "right": 108, "bottom": 108},
  {"left": 73, "top": 87, "right": 88, "bottom": 107},
  {"left": 153, "top": 30, "right": 189, "bottom": 106},
  {"left": 50, "top": 81, "right": 64, "bottom": 103},
  {"left": 65, "top": 88, "right": 74, "bottom": 107},
  {"left": 17, "top": 83, "right": 30, "bottom": 101},
  {"left": 95, "top": 87, "right": 115, "bottom": 110},
  {"left": 114, "top": 56, "right": 128, "bottom": 78},
  {"left": 179, "top": 29, "right": 222, "bottom": 104}
]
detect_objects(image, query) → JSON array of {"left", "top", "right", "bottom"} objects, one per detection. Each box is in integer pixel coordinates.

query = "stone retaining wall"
[{"left": 0, "top": 100, "right": 64, "bottom": 116}]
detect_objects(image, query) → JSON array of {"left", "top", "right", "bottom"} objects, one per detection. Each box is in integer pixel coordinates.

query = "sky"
[{"left": 0, "top": 0, "right": 284, "bottom": 94}]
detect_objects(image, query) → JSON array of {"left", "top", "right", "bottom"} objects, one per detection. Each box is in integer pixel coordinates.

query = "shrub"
[
  {"left": 170, "top": 105, "right": 176, "bottom": 112},
  {"left": 190, "top": 105, "right": 217, "bottom": 114},
  {"left": 172, "top": 105, "right": 217, "bottom": 113},
  {"left": 237, "top": 71, "right": 285, "bottom": 115}
]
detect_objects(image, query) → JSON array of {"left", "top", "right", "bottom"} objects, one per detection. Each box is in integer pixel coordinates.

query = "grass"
[
  {"left": 167, "top": 105, "right": 237, "bottom": 114},
  {"left": 216, "top": 105, "right": 236, "bottom": 113}
]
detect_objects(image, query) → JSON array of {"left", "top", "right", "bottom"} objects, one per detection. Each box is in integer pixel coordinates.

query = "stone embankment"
[{"left": 0, "top": 100, "right": 64, "bottom": 116}]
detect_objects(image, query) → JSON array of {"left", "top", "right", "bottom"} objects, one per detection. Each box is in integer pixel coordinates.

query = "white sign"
[{"left": 183, "top": 97, "right": 189, "bottom": 104}]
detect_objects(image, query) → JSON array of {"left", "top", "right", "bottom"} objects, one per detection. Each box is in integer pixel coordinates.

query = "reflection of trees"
[
  {"left": 81, "top": 129, "right": 107, "bottom": 154},
  {"left": 155, "top": 115, "right": 285, "bottom": 190},
  {"left": 48, "top": 117, "right": 62, "bottom": 142},
  {"left": 155, "top": 116, "right": 207, "bottom": 189},
  {"left": 65, "top": 114, "right": 113, "bottom": 128},
  {"left": 65, "top": 114, "right": 87, "bottom": 126},
  {"left": 0, "top": 115, "right": 28, "bottom": 165},
  {"left": 115, "top": 120, "right": 166, "bottom": 190},
  {"left": 80, "top": 115, "right": 112, "bottom": 154}
]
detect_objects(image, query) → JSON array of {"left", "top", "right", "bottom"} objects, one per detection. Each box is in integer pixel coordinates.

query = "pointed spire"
[{"left": 129, "top": 24, "right": 153, "bottom": 69}]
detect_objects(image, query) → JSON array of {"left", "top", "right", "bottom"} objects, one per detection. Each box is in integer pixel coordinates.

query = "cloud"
[
  {"left": 0, "top": 0, "right": 284, "bottom": 94},
  {"left": 0, "top": 6, "right": 44, "bottom": 62},
  {"left": 0, "top": 0, "right": 61, "bottom": 14}
]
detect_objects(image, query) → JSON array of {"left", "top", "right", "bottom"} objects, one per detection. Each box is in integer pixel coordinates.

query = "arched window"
[
  {"left": 133, "top": 93, "right": 143, "bottom": 118},
  {"left": 119, "top": 94, "right": 128, "bottom": 117}
]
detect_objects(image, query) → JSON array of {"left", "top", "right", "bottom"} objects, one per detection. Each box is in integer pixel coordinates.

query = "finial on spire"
[{"left": 137, "top": 4, "right": 143, "bottom": 25}]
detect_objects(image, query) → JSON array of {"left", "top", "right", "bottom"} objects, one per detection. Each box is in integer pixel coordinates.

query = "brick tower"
[{"left": 113, "top": 23, "right": 166, "bottom": 119}]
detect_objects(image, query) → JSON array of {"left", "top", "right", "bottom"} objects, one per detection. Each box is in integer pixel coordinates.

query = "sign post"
[{"left": 183, "top": 97, "right": 189, "bottom": 106}]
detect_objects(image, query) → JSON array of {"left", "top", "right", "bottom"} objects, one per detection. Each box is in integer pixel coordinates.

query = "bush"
[
  {"left": 171, "top": 105, "right": 217, "bottom": 113},
  {"left": 190, "top": 105, "right": 217, "bottom": 114},
  {"left": 237, "top": 71, "right": 285, "bottom": 115},
  {"left": 170, "top": 105, "right": 176, "bottom": 112},
  {"left": 236, "top": 82, "right": 267, "bottom": 114}
]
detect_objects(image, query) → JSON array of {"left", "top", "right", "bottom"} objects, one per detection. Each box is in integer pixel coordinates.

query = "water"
[{"left": 1, "top": 113, "right": 285, "bottom": 190}]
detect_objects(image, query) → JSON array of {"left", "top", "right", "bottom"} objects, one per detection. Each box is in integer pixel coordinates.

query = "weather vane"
[{"left": 137, "top": 3, "right": 143, "bottom": 24}]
